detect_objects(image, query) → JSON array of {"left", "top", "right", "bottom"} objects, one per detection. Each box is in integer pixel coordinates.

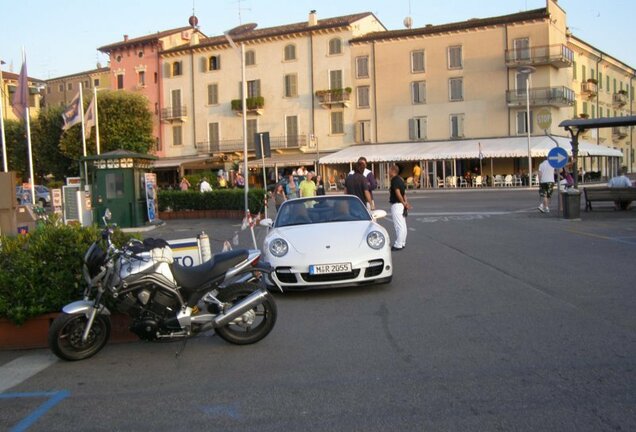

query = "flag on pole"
[
  {"left": 84, "top": 96, "right": 95, "bottom": 137},
  {"left": 11, "top": 60, "right": 29, "bottom": 119},
  {"left": 62, "top": 92, "right": 81, "bottom": 130}
]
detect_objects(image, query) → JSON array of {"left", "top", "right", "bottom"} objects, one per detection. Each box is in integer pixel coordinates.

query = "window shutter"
[
  {"left": 408, "top": 119, "right": 416, "bottom": 140},
  {"left": 354, "top": 122, "right": 361, "bottom": 143},
  {"left": 163, "top": 63, "right": 171, "bottom": 78},
  {"left": 200, "top": 57, "right": 207, "bottom": 72},
  {"left": 255, "top": 79, "right": 261, "bottom": 97}
]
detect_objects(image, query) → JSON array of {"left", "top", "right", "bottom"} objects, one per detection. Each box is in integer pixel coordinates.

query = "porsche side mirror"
[
  {"left": 371, "top": 209, "right": 387, "bottom": 220},
  {"left": 260, "top": 218, "right": 273, "bottom": 228}
]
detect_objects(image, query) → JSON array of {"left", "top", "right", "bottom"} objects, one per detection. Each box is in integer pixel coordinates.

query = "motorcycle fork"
[{"left": 82, "top": 287, "right": 104, "bottom": 342}]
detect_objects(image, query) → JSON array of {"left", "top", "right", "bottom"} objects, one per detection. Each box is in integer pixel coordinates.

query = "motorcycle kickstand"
[{"left": 175, "top": 336, "right": 189, "bottom": 359}]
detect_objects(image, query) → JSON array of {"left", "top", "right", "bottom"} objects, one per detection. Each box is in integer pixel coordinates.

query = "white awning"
[
  {"left": 152, "top": 155, "right": 210, "bottom": 169},
  {"left": 247, "top": 152, "right": 320, "bottom": 168},
  {"left": 318, "top": 136, "right": 623, "bottom": 164}
]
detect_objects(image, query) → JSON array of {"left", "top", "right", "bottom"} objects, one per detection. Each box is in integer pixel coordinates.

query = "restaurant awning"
[
  {"left": 247, "top": 152, "right": 321, "bottom": 168},
  {"left": 318, "top": 136, "right": 623, "bottom": 164},
  {"left": 152, "top": 155, "right": 210, "bottom": 169}
]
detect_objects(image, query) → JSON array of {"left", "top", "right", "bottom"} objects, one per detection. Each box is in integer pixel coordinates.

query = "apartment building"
[
  {"left": 98, "top": 24, "right": 204, "bottom": 156},
  {"left": 0, "top": 70, "right": 45, "bottom": 121},
  {"left": 156, "top": 11, "right": 385, "bottom": 181},
  {"left": 44, "top": 67, "right": 110, "bottom": 108}
]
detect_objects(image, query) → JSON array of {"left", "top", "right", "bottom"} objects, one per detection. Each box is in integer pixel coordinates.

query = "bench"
[{"left": 583, "top": 187, "right": 636, "bottom": 211}]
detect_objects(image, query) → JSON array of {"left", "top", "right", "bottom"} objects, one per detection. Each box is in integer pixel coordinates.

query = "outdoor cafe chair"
[{"left": 504, "top": 174, "right": 513, "bottom": 187}]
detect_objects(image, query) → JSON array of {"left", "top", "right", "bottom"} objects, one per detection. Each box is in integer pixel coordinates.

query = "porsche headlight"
[
  {"left": 269, "top": 238, "right": 289, "bottom": 257},
  {"left": 366, "top": 231, "right": 385, "bottom": 250}
]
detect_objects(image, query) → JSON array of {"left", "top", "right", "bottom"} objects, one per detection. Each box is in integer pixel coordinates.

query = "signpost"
[
  {"left": 547, "top": 146, "right": 568, "bottom": 170},
  {"left": 255, "top": 132, "right": 271, "bottom": 220}
]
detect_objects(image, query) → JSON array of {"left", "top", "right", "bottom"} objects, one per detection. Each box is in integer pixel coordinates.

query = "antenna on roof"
[
  {"left": 404, "top": 0, "right": 413, "bottom": 29},
  {"left": 235, "top": 0, "right": 251, "bottom": 25}
]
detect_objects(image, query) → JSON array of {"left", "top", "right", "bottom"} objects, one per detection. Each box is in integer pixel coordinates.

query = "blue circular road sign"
[{"left": 547, "top": 147, "right": 568, "bottom": 169}]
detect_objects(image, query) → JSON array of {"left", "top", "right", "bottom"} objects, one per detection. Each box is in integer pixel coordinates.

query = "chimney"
[
  {"left": 123, "top": 34, "right": 129, "bottom": 42},
  {"left": 190, "top": 32, "right": 200, "bottom": 46},
  {"left": 308, "top": 10, "right": 317, "bottom": 27}
]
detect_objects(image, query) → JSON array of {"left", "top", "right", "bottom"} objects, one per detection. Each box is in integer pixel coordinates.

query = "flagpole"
[
  {"left": 94, "top": 86, "right": 100, "bottom": 155},
  {"left": 79, "top": 83, "right": 88, "bottom": 184},
  {"left": 21, "top": 50, "right": 35, "bottom": 204},
  {"left": 0, "top": 60, "right": 7, "bottom": 172}
]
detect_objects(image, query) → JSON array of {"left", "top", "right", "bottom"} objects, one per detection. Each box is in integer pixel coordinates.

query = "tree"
[
  {"left": 31, "top": 106, "right": 78, "bottom": 181},
  {"left": 1, "top": 119, "right": 28, "bottom": 181},
  {"left": 59, "top": 90, "right": 154, "bottom": 159}
]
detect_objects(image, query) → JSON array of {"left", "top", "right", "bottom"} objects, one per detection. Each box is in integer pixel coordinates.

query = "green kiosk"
[{"left": 83, "top": 150, "right": 156, "bottom": 228}]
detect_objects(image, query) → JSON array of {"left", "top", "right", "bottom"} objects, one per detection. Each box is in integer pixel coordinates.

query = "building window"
[
  {"left": 448, "top": 45, "right": 463, "bottom": 69},
  {"left": 591, "top": 104, "right": 596, "bottom": 118},
  {"left": 67, "top": 82, "right": 73, "bottom": 91},
  {"left": 207, "top": 83, "right": 219, "bottom": 105},
  {"left": 450, "top": 114, "right": 464, "bottom": 138},
  {"left": 581, "top": 65, "right": 586, "bottom": 82},
  {"left": 93, "top": 78, "right": 100, "bottom": 87},
  {"left": 172, "top": 125, "right": 182, "bottom": 146},
  {"left": 154, "top": 72, "right": 157, "bottom": 84},
  {"left": 116, "top": 55, "right": 122, "bottom": 63},
  {"left": 449, "top": 78, "right": 463, "bottom": 101},
  {"left": 172, "top": 61, "right": 182, "bottom": 76},
  {"left": 606, "top": 75, "right": 610, "bottom": 92},
  {"left": 599, "top": 106, "right": 603, "bottom": 117},
  {"left": 598, "top": 72, "right": 603, "bottom": 89},
  {"left": 411, "top": 81, "right": 426, "bottom": 104},
  {"left": 328, "top": 38, "right": 342, "bottom": 55},
  {"left": 408, "top": 117, "right": 427, "bottom": 141},
  {"left": 284, "top": 44, "right": 296, "bottom": 61},
  {"left": 355, "top": 120, "right": 371, "bottom": 143},
  {"left": 246, "top": 79, "right": 261, "bottom": 98},
  {"left": 411, "top": 50, "right": 425, "bottom": 73},
  {"left": 329, "top": 70, "right": 343, "bottom": 89},
  {"left": 209, "top": 55, "right": 221, "bottom": 71},
  {"left": 245, "top": 50, "right": 256, "bottom": 66},
  {"left": 84, "top": 80, "right": 90, "bottom": 89},
  {"left": 286, "top": 116, "right": 299, "bottom": 146},
  {"left": 330, "top": 111, "right": 344, "bottom": 134},
  {"left": 582, "top": 101, "right": 588, "bottom": 114},
  {"left": 116, "top": 74, "right": 124, "bottom": 90},
  {"left": 573, "top": 61, "right": 577, "bottom": 80},
  {"left": 513, "top": 38, "right": 530, "bottom": 61},
  {"left": 138, "top": 71, "right": 145, "bottom": 87},
  {"left": 58, "top": 84, "right": 64, "bottom": 92},
  {"left": 356, "top": 56, "right": 369, "bottom": 78},
  {"left": 357, "top": 86, "right": 370, "bottom": 108},
  {"left": 516, "top": 111, "right": 533, "bottom": 134},
  {"left": 284, "top": 74, "right": 298, "bottom": 98},
  {"left": 138, "top": 51, "right": 144, "bottom": 58},
  {"left": 208, "top": 122, "right": 220, "bottom": 148}
]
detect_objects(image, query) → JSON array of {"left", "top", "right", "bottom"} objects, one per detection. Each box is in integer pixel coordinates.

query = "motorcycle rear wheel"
[
  {"left": 214, "top": 283, "right": 277, "bottom": 345},
  {"left": 49, "top": 313, "right": 111, "bottom": 361}
]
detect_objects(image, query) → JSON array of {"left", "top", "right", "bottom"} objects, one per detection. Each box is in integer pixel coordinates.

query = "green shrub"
[
  {"left": 0, "top": 223, "right": 137, "bottom": 325},
  {"left": 158, "top": 188, "right": 266, "bottom": 214}
]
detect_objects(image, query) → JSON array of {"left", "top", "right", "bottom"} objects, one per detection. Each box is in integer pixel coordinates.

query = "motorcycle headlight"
[
  {"left": 366, "top": 231, "right": 385, "bottom": 250},
  {"left": 269, "top": 238, "right": 289, "bottom": 257}
]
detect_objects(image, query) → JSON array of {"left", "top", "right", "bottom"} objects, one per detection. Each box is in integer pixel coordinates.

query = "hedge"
[
  {"left": 0, "top": 222, "right": 136, "bottom": 325},
  {"left": 158, "top": 188, "right": 266, "bottom": 214}
]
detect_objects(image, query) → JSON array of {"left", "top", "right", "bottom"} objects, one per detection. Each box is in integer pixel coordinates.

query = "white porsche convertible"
[{"left": 260, "top": 195, "right": 393, "bottom": 289}]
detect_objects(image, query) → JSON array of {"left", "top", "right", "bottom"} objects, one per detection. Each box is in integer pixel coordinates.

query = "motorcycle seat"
[{"left": 171, "top": 249, "right": 249, "bottom": 291}]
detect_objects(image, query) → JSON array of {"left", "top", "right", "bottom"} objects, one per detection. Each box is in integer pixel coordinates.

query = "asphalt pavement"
[{"left": 1, "top": 188, "right": 634, "bottom": 431}]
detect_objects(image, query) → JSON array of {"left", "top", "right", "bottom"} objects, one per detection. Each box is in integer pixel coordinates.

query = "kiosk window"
[{"left": 106, "top": 173, "right": 125, "bottom": 199}]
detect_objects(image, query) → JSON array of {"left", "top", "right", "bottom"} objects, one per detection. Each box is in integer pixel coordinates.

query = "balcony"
[
  {"left": 231, "top": 97, "right": 264, "bottom": 116},
  {"left": 160, "top": 106, "right": 187, "bottom": 122},
  {"left": 613, "top": 91, "right": 628, "bottom": 108},
  {"left": 506, "top": 86, "right": 575, "bottom": 108},
  {"left": 315, "top": 88, "right": 352, "bottom": 108},
  {"left": 612, "top": 126, "right": 628, "bottom": 141},
  {"left": 580, "top": 80, "right": 598, "bottom": 98},
  {"left": 195, "top": 134, "right": 308, "bottom": 155},
  {"left": 505, "top": 44, "right": 573, "bottom": 68}
]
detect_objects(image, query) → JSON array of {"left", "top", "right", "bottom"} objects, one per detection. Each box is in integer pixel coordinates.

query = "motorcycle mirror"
[
  {"left": 371, "top": 209, "right": 387, "bottom": 220},
  {"left": 259, "top": 218, "right": 273, "bottom": 228},
  {"left": 104, "top": 208, "right": 112, "bottom": 221}
]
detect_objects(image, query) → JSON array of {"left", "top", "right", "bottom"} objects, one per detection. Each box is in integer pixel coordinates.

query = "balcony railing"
[
  {"left": 613, "top": 92, "right": 628, "bottom": 107},
  {"left": 160, "top": 106, "right": 187, "bottom": 121},
  {"left": 612, "top": 126, "right": 628, "bottom": 140},
  {"left": 506, "top": 86, "right": 575, "bottom": 108},
  {"left": 580, "top": 80, "right": 598, "bottom": 98},
  {"left": 505, "top": 44, "right": 573, "bottom": 68},
  {"left": 196, "top": 134, "right": 308, "bottom": 154},
  {"left": 231, "top": 97, "right": 265, "bottom": 115},
  {"left": 315, "top": 88, "right": 352, "bottom": 107}
]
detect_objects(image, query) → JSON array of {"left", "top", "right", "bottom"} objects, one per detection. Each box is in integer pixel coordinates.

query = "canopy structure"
[
  {"left": 318, "top": 136, "right": 622, "bottom": 164},
  {"left": 152, "top": 155, "right": 210, "bottom": 169},
  {"left": 247, "top": 152, "right": 319, "bottom": 168}
]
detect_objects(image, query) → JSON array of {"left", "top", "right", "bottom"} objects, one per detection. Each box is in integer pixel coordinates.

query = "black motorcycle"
[{"left": 49, "top": 211, "right": 280, "bottom": 361}]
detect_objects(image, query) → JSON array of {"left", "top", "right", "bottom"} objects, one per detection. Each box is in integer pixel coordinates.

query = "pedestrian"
[
  {"left": 348, "top": 156, "right": 377, "bottom": 209},
  {"left": 236, "top": 172, "right": 245, "bottom": 189},
  {"left": 608, "top": 166, "right": 633, "bottom": 209},
  {"left": 199, "top": 177, "right": 212, "bottom": 193},
  {"left": 286, "top": 174, "right": 298, "bottom": 198},
  {"left": 218, "top": 174, "right": 228, "bottom": 188},
  {"left": 299, "top": 172, "right": 317, "bottom": 197},
  {"left": 273, "top": 183, "right": 287, "bottom": 212},
  {"left": 389, "top": 164, "right": 411, "bottom": 251},
  {"left": 344, "top": 161, "right": 373, "bottom": 208},
  {"left": 179, "top": 177, "right": 191, "bottom": 191},
  {"left": 537, "top": 158, "right": 555, "bottom": 213},
  {"left": 315, "top": 175, "right": 325, "bottom": 196},
  {"left": 412, "top": 163, "right": 422, "bottom": 188}
]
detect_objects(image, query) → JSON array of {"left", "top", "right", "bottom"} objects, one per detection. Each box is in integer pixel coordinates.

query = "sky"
[{"left": 1, "top": 0, "right": 635, "bottom": 79}]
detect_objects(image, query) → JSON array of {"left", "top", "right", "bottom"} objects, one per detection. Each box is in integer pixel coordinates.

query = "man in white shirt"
[
  {"left": 608, "top": 167, "right": 633, "bottom": 188},
  {"left": 200, "top": 178, "right": 212, "bottom": 193},
  {"left": 537, "top": 158, "right": 555, "bottom": 213}
]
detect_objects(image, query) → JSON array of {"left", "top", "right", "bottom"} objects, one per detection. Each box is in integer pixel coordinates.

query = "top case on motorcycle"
[{"left": 171, "top": 248, "right": 249, "bottom": 293}]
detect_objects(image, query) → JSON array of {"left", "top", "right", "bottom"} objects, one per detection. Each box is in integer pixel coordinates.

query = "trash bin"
[{"left": 562, "top": 189, "right": 581, "bottom": 219}]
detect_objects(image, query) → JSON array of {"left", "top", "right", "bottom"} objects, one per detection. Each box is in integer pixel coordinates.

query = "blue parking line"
[{"left": 0, "top": 390, "right": 70, "bottom": 432}]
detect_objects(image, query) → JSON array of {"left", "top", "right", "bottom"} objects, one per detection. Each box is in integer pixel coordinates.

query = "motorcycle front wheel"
[
  {"left": 48, "top": 313, "right": 111, "bottom": 361},
  {"left": 214, "top": 283, "right": 277, "bottom": 345}
]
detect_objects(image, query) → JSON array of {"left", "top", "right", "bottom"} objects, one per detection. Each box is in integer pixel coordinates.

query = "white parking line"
[{"left": 0, "top": 354, "right": 57, "bottom": 393}]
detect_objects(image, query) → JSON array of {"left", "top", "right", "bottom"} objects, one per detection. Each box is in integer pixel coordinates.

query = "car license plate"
[{"left": 309, "top": 263, "right": 352, "bottom": 275}]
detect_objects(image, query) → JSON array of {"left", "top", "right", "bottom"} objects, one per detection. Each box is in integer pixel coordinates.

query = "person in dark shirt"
[
  {"left": 389, "top": 164, "right": 411, "bottom": 251},
  {"left": 344, "top": 161, "right": 372, "bottom": 208}
]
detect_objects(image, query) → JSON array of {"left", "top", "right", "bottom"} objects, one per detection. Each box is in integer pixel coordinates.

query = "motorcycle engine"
[{"left": 116, "top": 285, "right": 180, "bottom": 341}]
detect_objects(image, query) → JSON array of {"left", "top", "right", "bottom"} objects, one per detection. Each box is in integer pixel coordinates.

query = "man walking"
[
  {"left": 344, "top": 161, "right": 372, "bottom": 208},
  {"left": 349, "top": 157, "right": 377, "bottom": 209},
  {"left": 299, "top": 172, "right": 317, "bottom": 197},
  {"left": 537, "top": 158, "right": 555, "bottom": 213},
  {"left": 389, "top": 164, "right": 411, "bottom": 251}
]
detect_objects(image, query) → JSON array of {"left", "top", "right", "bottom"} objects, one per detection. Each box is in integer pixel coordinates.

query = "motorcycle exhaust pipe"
[{"left": 213, "top": 289, "right": 271, "bottom": 327}]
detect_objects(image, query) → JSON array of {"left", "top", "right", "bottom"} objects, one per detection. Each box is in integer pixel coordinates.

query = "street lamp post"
[{"left": 518, "top": 66, "right": 536, "bottom": 184}]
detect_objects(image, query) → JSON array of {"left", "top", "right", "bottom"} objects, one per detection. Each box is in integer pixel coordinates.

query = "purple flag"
[
  {"left": 62, "top": 92, "right": 81, "bottom": 131},
  {"left": 12, "top": 60, "right": 29, "bottom": 119}
]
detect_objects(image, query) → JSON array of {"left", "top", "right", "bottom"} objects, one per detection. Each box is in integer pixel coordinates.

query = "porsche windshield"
[{"left": 275, "top": 196, "right": 371, "bottom": 227}]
